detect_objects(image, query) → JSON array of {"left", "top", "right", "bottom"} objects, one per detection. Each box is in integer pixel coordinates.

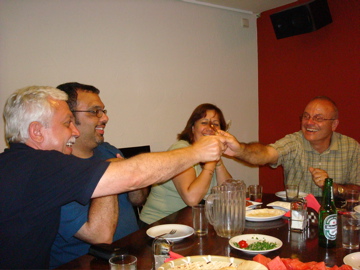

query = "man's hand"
[
  {"left": 309, "top": 167, "right": 329, "bottom": 188},
  {"left": 216, "top": 130, "right": 242, "bottom": 157},
  {"left": 192, "top": 135, "right": 227, "bottom": 163}
]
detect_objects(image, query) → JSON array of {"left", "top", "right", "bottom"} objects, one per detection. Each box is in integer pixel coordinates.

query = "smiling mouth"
[
  {"left": 66, "top": 139, "right": 76, "bottom": 147},
  {"left": 306, "top": 128, "right": 319, "bottom": 132}
]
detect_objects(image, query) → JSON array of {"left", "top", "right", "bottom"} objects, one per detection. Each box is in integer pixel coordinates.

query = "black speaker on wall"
[{"left": 270, "top": 0, "right": 332, "bottom": 39}]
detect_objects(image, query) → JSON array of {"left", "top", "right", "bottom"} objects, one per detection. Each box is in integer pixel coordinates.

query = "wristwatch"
[{"left": 337, "top": 185, "right": 344, "bottom": 196}]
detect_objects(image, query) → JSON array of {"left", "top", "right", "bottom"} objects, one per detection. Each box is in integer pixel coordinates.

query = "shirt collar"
[{"left": 302, "top": 132, "right": 339, "bottom": 153}]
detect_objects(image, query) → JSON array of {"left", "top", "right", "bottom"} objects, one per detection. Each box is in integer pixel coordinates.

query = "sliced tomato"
[{"left": 238, "top": 240, "right": 248, "bottom": 248}]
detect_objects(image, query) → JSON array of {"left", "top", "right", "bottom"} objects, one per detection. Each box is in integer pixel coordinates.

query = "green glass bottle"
[{"left": 318, "top": 178, "right": 338, "bottom": 248}]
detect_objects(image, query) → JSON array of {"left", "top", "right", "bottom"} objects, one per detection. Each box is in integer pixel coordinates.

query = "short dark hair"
[
  {"left": 56, "top": 82, "right": 100, "bottom": 111},
  {"left": 177, "top": 103, "right": 227, "bottom": 144}
]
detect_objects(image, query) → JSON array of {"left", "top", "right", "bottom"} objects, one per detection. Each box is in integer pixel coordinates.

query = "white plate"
[
  {"left": 229, "top": 234, "right": 283, "bottom": 254},
  {"left": 146, "top": 224, "right": 194, "bottom": 242},
  {"left": 343, "top": 252, "right": 360, "bottom": 270},
  {"left": 267, "top": 201, "right": 291, "bottom": 212},
  {"left": 159, "top": 255, "right": 267, "bottom": 270},
  {"left": 246, "top": 208, "right": 286, "bottom": 222},
  {"left": 354, "top": 205, "right": 360, "bottom": 214},
  {"left": 247, "top": 200, "right": 263, "bottom": 210},
  {"left": 275, "top": 191, "right": 308, "bottom": 200}
]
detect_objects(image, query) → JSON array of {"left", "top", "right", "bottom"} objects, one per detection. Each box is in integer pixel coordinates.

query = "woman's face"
[{"left": 192, "top": 110, "right": 220, "bottom": 142}]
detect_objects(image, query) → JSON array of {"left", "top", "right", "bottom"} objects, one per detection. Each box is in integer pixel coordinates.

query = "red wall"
[{"left": 257, "top": 0, "right": 360, "bottom": 193}]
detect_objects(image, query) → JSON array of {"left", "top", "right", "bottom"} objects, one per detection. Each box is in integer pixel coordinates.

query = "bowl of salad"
[{"left": 229, "top": 234, "right": 283, "bottom": 254}]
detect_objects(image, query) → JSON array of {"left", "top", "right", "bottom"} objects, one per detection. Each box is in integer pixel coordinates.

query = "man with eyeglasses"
[
  {"left": 49, "top": 82, "right": 148, "bottom": 268},
  {"left": 220, "top": 96, "right": 359, "bottom": 197},
  {"left": 0, "top": 85, "right": 228, "bottom": 269}
]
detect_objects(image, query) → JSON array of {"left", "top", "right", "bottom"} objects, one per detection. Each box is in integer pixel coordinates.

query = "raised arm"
[
  {"left": 219, "top": 131, "right": 279, "bottom": 165},
  {"left": 92, "top": 135, "right": 226, "bottom": 198}
]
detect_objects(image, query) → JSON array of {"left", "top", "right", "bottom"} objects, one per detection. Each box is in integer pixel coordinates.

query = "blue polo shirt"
[{"left": 50, "top": 143, "right": 139, "bottom": 268}]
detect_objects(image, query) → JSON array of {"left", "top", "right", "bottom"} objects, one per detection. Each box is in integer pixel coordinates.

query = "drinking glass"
[
  {"left": 109, "top": 255, "right": 137, "bottom": 270},
  {"left": 248, "top": 185, "right": 263, "bottom": 202},
  {"left": 286, "top": 184, "right": 299, "bottom": 201},
  {"left": 345, "top": 190, "right": 360, "bottom": 212},
  {"left": 192, "top": 204, "right": 208, "bottom": 236},
  {"left": 342, "top": 214, "right": 360, "bottom": 249}
]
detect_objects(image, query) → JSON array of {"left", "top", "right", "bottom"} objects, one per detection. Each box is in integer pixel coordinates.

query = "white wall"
[{"left": 0, "top": 0, "right": 259, "bottom": 185}]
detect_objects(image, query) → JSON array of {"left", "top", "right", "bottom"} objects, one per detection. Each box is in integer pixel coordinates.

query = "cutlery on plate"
[{"left": 155, "top": 229, "right": 177, "bottom": 238}]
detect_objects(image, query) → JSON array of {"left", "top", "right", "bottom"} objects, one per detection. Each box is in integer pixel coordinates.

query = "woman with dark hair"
[{"left": 140, "top": 103, "right": 232, "bottom": 224}]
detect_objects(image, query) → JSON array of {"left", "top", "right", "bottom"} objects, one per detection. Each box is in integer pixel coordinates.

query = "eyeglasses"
[
  {"left": 72, "top": 109, "right": 107, "bottom": 118},
  {"left": 300, "top": 113, "right": 336, "bottom": 123}
]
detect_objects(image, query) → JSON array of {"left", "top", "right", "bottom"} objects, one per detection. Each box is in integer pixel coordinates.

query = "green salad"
[{"left": 233, "top": 237, "right": 277, "bottom": 250}]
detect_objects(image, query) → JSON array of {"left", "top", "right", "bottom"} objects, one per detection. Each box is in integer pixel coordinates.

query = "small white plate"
[
  {"left": 146, "top": 224, "right": 194, "bottom": 242},
  {"left": 246, "top": 208, "right": 286, "bottom": 222},
  {"left": 247, "top": 200, "right": 263, "bottom": 210},
  {"left": 229, "top": 234, "right": 283, "bottom": 254},
  {"left": 354, "top": 205, "right": 360, "bottom": 214},
  {"left": 267, "top": 201, "right": 291, "bottom": 212},
  {"left": 275, "top": 191, "right": 308, "bottom": 200},
  {"left": 343, "top": 252, "right": 360, "bottom": 270}
]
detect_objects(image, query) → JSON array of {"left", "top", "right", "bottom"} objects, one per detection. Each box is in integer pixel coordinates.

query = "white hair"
[{"left": 3, "top": 86, "right": 68, "bottom": 143}]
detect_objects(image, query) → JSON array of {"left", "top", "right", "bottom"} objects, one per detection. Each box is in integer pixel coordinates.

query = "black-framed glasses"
[
  {"left": 300, "top": 113, "right": 336, "bottom": 123},
  {"left": 72, "top": 109, "right": 107, "bottom": 118}
]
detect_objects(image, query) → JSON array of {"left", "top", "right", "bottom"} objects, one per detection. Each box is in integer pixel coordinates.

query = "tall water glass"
[
  {"left": 192, "top": 204, "right": 208, "bottom": 236},
  {"left": 342, "top": 214, "right": 360, "bottom": 249}
]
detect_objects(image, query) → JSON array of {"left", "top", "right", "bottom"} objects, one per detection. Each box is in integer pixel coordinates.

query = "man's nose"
[{"left": 71, "top": 122, "right": 80, "bottom": 137}]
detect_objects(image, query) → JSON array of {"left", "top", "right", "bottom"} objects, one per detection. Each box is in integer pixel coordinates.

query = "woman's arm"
[
  {"left": 172, "top": 161, "right": 217, "bottom": 206},
  {"left": 214, "top": 158, "right": 232, "bottom": 185}
]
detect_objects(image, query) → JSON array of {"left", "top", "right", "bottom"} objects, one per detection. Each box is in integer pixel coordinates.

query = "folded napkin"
[
  {"left": 305, "top": 193, "right": 321, "bottom": 212},
  {"left": 164, "top": 251, "right": 184, "bottom": 263}
]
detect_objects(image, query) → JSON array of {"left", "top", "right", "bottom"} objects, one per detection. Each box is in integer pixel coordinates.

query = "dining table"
[{"left": 56, "top": 193, "right": 356, "bottom": 269}]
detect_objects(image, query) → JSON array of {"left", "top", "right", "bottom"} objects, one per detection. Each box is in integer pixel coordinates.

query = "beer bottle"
[{"left": 318, "top": 178, "right": 338, "bottom": 248}]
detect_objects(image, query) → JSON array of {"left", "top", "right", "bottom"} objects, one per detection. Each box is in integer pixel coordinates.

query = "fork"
[{"left": 155, "top": 229, "right": 177, "bottom": 238}]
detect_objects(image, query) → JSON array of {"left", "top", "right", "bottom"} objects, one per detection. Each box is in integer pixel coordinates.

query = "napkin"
[
  {"left": 164, "top": 251, "right": 184, "bottom": 263},
  {"left": 305, "top": 193, "right": 321, "bottom": 212}
]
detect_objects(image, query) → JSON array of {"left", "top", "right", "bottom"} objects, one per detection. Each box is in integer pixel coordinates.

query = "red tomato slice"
[{"left": 238, "top": 240, "right": 248, "bottom": 248}]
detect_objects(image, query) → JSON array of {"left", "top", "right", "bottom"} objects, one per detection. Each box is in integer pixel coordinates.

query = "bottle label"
[{"left": 323, "top": 214, "right": 337, "bottom": 240}]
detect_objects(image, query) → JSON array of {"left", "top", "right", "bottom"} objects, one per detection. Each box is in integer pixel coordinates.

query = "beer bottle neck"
[{"left": 322, "top": 178, "right": 334, "bottom": 206}]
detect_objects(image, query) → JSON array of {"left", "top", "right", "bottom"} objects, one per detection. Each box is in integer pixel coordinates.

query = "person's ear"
[
  {"left": 28, "top": 122, "right": 44, "bottom": 142},
  {"left": 332, "top": 119, "right": 339, "bottom": 131}
]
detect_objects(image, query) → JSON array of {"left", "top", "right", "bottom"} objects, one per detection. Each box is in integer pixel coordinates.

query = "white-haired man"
[{"left": 0, "top": 85, "right": 228, "bottom": 269}]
